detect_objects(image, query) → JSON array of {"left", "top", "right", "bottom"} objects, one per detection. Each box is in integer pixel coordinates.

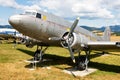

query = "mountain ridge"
[{"left": 80, "top": 25, "right": 120, "bottom": 32}]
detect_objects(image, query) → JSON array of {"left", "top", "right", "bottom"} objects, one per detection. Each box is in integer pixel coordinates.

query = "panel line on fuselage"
[
  {"left": 25, "top": 10, "right": 101, "bottom": 41},
  {"left": 43, "top": 18, "right": 98, "bottom": 41}
]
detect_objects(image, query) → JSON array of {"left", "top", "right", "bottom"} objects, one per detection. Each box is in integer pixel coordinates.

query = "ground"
[
  {"left": 111, "top": 35, "right": 120, "bottom": 41},
  {"left": 0, "top": 36, "right": 120, "bottom": 80}
]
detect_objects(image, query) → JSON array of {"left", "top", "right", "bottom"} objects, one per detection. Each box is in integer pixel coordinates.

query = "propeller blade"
[
  {"left": 48, "top": 37, "right": 64, "bottom": 41},
  {"left": 68, "top": 17, "right": 80, "bottom": 37},
  {"left": 67, "top": 40, "right": 75, "bottom": 63}
]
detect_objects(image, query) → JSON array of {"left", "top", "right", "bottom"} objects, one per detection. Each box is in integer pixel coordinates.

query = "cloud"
[
  {"left": 72, "top": 0, "right": 114, "bottom": 19},
  {"left": 29, "top": 0, "right": 114, "bottom": 19},
  {"left": 36, "top": 0, "right": 77, "bottom": 17},
  {"left": 0, "top": 0, "right": 17, "bottom": 7},
  {"left": 0, "top": 0, "right": 41, "bottom": 10},
  {"left": 102, "top": 0, "right": 120, "bottom": 10},
  {"left": 19, "top": 5, "right": 41, "bottom": 10},
  {"left": 0, "top": 0, "right": 116, "bottom": 19}
]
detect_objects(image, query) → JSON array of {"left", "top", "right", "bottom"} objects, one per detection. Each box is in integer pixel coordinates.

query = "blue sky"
[{"left": 0, "top": 0, "right": 120, "bottom": 27}]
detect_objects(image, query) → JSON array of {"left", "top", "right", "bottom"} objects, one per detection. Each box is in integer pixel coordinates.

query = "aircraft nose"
[{"left": 8, "top": 15, "right": 21, "bottom": 26}]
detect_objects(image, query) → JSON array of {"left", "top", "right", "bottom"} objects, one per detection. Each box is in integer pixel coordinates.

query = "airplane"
[
  {"left": 0, "top": 28, "right": 21, "bottom": 40},
  {"left": 8, "top": 10, "right": 120, "bottom": 70},
  {"left": 0, "top": 28, "right": 25, "bottom": 47}
]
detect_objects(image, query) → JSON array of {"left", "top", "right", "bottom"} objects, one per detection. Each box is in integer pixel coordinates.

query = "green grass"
[
  {"left": 113, "top": 32, "right": 120, "bottom": 36},
  {"left": 0, "top": 42, "right": 120, "bottom": 80}
]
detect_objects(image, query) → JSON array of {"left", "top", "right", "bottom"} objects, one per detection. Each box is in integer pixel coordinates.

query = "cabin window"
[{"left": 36, "top": 13, "right": 41, "bottom": 19}]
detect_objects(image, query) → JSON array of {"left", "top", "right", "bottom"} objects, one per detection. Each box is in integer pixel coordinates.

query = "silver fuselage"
[{"left": 8, "top": 10, "right": 104, "bottom": 46}]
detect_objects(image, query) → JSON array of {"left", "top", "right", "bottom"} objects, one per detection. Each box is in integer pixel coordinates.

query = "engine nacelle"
[
  {"left": 26, "top": 44, "right": 34, "bottom": 48},
  {"left": 21, "top": 38, "right": 35, "bottom": 48},
  {"left": 25, "top": 39, "right": 34, "bottom": 48},
  {"left": 61, "top": 32, "right": 88, "bottom": 50}
]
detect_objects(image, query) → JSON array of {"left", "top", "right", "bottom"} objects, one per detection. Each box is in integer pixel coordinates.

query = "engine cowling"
[
  {"left": 21, "top": 38, "right": 35, "bottom": 48},
  {"left": 25, "top": 40, "right": 34, "bottom": 48},
  {"left": 61, "top": 32, "right": 88, "bottom": 51}
]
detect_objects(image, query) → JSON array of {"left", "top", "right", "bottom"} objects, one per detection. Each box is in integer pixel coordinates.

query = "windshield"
[
  {"left": 36, "top": 13, "right": 41, "bottom": 18},
  {"left": 25, "top": 11, "right": 36, "bottom": 16}
]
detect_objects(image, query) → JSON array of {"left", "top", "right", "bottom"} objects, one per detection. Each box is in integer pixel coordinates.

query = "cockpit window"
[
  {"left": 25, "top": 11, "right": 36, "bottom": 16},
  {"left": 24, "top": 11, "right": 42, "bottom": 19},
  {"left": 36, "top": 13, "right": 41, "bottom": 18}
]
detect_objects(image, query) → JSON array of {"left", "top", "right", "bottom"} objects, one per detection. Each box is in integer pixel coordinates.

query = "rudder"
[{"left": 103, "top": 26, "right": 111, "bottom": 41}]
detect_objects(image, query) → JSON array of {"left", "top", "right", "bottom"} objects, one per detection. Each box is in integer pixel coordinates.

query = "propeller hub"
[{"left": 61, "top": 32, "right": 74, "bottom": 48}]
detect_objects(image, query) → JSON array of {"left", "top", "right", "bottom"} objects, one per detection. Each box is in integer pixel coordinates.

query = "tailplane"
[{"left": 103, "top": 26, "right": 111, "bottom": 41}]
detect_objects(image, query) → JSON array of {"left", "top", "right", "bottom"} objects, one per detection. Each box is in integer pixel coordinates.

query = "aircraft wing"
[{"left": 87, "top": 41, "right": 120, "bottom": 51}]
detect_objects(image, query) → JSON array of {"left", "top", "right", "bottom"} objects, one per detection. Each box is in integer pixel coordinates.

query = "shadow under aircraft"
[{"left": 17, "top": 48, "right": 120, "bottom": 73}]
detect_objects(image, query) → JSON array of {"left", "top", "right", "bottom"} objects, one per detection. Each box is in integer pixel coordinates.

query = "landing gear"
[
  {"left": 76, "top": 50, "right": 90, "bottom": 71},
  {"left": 34, "top": 46, "right": 48, "bottom": 62},
  {"left": 29, "top": 46, "right": 48, "bottom": 70}
]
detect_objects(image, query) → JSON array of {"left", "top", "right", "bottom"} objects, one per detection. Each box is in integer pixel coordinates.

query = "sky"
[{"left": 0, "top": 0, "right": 120, "bottom": 27}]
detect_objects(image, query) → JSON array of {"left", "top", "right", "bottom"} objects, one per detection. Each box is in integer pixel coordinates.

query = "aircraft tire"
[{"left": 76, "top": 56, "right": 86, "bottom": 70}]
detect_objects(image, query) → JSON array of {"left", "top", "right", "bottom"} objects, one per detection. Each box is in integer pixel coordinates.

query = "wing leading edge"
[{"left": 87, "top": 41, "right": 120, "bottom": 51}]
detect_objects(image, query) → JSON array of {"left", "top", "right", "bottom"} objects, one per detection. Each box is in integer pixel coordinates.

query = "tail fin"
[{"left": 103, "top": 26, "right": 111, "bottom": 41}]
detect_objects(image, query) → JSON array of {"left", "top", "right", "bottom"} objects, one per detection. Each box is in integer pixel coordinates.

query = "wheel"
[
  {"left": 34, "top": 50, "right": 42, "bottom": 61},
  {"left": 76, "top": 56, "right": 86, "bottom": 70}
]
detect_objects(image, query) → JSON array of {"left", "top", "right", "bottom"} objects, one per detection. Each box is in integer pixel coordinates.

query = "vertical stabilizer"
[{"left": 103, "top": 26, "right": 111, "bottom": 41}]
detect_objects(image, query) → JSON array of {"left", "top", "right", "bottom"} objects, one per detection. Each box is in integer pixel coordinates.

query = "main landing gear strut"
[
  {"left": 30, "top": 45, "right": 48, "bottom": 70},
  {"left": 76, "top": 49, "right": 90, "bottom": 71},
  {"left": 34, "top": 46, "right": 48, "bottom": 62}
]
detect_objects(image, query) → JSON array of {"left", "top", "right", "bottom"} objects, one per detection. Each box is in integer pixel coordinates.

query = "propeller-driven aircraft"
[
  {"left": 8, "top": 10, "right": 120, "bottom": 70},
  {"left": 0, "top": 28, "right": 22, "bottom": 40}
]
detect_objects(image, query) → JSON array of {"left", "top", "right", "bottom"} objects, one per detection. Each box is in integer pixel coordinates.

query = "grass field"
[
  {"left": 0, "top": 38, "right": 120, "bottom": 80},
  {"left": 111, "top": 36, "right": 120, "bottom": 41}
]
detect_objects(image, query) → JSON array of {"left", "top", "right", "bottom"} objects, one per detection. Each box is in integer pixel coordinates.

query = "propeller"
[
  {"left": 68, "top": 17, "right": 80, "bottom": 37},
  {"left": 48, "top": 37, "right": 63, "bottom": 41},
  {"left": 67, "top": 40, "right": 76, "bottom": 63},
  {"left": 49, "top": 17, "right": 79, "bottom": 41},
  {"left": 64, "top": 17, "right": 80, "bottom": 63},
  {"left": 49, "top": 17, "right": 80, "bottom": 63}
]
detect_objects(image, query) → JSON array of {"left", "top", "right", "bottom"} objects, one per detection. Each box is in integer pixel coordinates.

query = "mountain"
[
  {"left": 80, "top": 26, "right": 99, "bottom": 31},
  {"left": 0, "top": 25, "right": 13, "bottom": 29},
  {"left": 80, "top": 25, "right": 120, "bottom": 32},
  {"left": 109, "top": 25, "right": 120, "bottom": 32}
]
